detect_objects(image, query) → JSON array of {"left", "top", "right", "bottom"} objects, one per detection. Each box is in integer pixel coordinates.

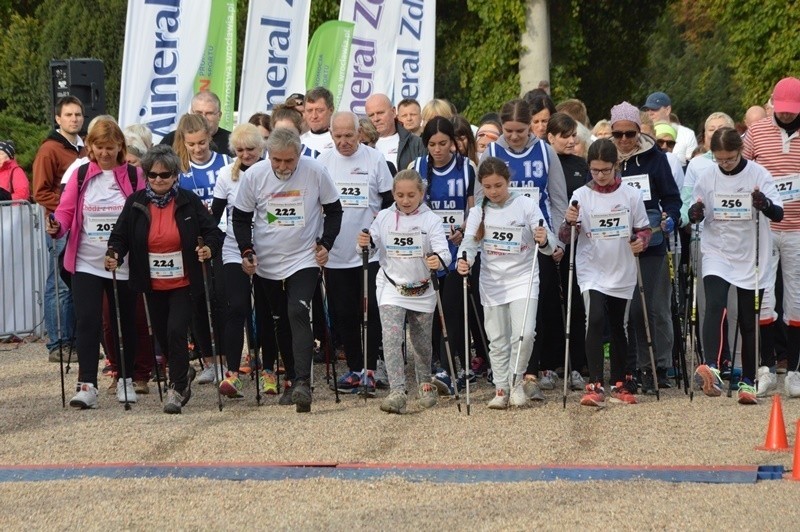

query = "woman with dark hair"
[
  {"left": 107, "top": 145, "right": 223, "bottom": 414},
  {"left": 480, "top": 98, "right": 568, "bottom": 397},
  {"left": 689, "top": 127, "right": 783, "bottom": 405},
  {"left": 546, "top": 111, "right": 589, "bottom": 387},
  {"left": 248, "top": 112, "right": 271, "bottom": 142},
  {"left": 46, "top": 118, "right": 145, "bottom": 409},
  {"left": 412, "top": 116, "right": 481, "bottom": 391},
  {"left": 451, "top": 115, "right": 478, "bottom": 165},
  {"left": 525, "top": 93, "right": 557, "bottom": 140}
]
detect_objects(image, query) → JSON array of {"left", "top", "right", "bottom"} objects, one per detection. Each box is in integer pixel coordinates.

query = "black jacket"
[
  {"left": 108, "top": 188, "right": 223, "bottom": 294},
  {"left": 396, "top": 120, "right": 426, "bottom": 171}
]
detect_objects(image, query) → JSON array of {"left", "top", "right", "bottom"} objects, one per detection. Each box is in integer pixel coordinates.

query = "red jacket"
[
  {"left": 0, "top": 159, "right": 29, "bottom": 200},
  {"left": 32, "top": 130, "right": 85, "bottom": 213}
]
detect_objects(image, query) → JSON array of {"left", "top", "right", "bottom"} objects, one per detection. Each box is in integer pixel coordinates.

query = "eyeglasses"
[
  {"left": 657, "top": 139, "right": 676, "bottom": 148},
  {"left": 589, "top": 167, "right": 614, "bottom": 176},
  {"left": 611, "top": 130, "right": 638, "bottom": 139},
  {"left": 192, "top": 110, "right": 220, "bottom": 118},
  {"left": 147, "top": 171, "right": 174, "bottom": 180},
  {"left": 716, "top": 154, "right": 741, "bottom": 165}
]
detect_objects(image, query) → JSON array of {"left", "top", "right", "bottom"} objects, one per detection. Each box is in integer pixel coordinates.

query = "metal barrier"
[{"left": 0, "top": 200, "right": 47, "bottom": 339}]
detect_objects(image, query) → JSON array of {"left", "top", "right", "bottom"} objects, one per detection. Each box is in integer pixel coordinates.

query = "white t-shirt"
[
  {"left": 365, "top": 204, "right": 450, "bottom": 313},
  {"left": 76, "top": 170, "right": 129, "bottom": 279},
  {"left": 61, "top": 156, "right": 90, "bottom": 186},
  {"left": 300, "top": 130, "right": 334, "bottom": 154},
  {"left": 674, "top": 123, "right": 699, "bottom": 166},
  {"left": 234, "top": 157, "right": 340, "bottom": 280},
  {"left": 570, "top": 183, "right": 650, "bottom": 299},
  {"left": 211, "top": 162, "right": 241, "bottom": 265},
  {"left": 317, "top": 145, "right": 393, "bottom": 269},
  {"left": 694, "top": 161, "right": 781, "bottom": 289},
  {"left": 459, "top": 193, "right": 554, "bottom": 306},
  {"left": 375, "top": 133, "right": 400, "bottom": 168}
]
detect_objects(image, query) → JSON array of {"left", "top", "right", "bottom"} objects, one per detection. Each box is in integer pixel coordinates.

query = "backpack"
[{"left": 59, "top": 163, "right": 139, "bottom": 287}]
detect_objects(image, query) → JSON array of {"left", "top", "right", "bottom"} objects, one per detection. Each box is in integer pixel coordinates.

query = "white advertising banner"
[
  {"left": 338, "top": 0, "right": 402, "bottom": 114},
  {"left": 119, "top": 0, "right": 237, "bottom": 142},
  {"left": 238, "top": 0, "right": 311, "bottom": 120},
  {"left": 393, "top": 0, "right": 436, "bottom": 106}
]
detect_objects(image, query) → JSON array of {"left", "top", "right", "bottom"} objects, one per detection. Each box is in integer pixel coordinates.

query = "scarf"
[{"left": 145, "top": 180, "right": 178, "bottom": 208}]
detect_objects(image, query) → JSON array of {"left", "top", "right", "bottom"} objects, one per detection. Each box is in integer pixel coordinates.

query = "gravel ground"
[{"left": 1, "top": 339, "right": 799, "bottom": 529}]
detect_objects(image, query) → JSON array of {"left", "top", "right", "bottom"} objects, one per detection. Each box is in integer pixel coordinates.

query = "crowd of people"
[{"left": 22, "top": 74, "right": 800, "bottom": 414}]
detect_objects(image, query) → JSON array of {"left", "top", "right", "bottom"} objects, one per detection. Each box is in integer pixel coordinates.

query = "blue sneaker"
[
  {"left": 432, "top": 370, "right": 455, "bottom": 396},
  {"left": 457, "top": 369, "right": 477, "bottom": 391},
  {"left": 332, "top": 370, "right": 360, "bottom": 391},
  {"left": 355, "top": 371, "right": 376, "bottom": 397}
]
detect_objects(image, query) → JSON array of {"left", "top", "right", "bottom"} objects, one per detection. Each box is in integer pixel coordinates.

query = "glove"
[
  {"left": 688, "top": 201, "right": 705, "bottom": 223},
  {"left": 752, "top": 189, "right": 772, "bottom": 212},
  {"left": 661, "top": 216, "right": 675, "bottom": 234}
]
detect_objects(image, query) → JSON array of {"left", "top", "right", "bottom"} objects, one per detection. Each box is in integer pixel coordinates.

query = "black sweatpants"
[
  {"left": 147, "top": 286, "right": 193, "bottom": 393},
  {"left": 72, "top": 272, "right": 137, "bottom": 387},
  {"left": 584, "top": 290, "right": 629, "bottom": 386}
]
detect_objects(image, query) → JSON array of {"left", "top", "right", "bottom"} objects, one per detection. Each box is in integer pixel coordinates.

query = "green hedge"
[{"left": 0, "top": 112, "right": 50, "bottom": 173}]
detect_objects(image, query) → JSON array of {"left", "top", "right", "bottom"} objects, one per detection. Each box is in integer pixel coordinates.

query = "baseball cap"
[
  {"left": 642, "top": 92, "right": 672, "bottom": 110},
  {"left": 772, "top": 77, "right": 800, "bottom": 114}
]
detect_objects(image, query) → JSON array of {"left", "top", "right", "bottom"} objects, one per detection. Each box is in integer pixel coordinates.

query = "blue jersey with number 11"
[{"left": 488, "top": 140, "right": 552, "bottom": 227}]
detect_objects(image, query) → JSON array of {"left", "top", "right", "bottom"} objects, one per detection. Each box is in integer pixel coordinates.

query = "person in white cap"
[{"left": 743, "top": 76, "right": 800, "bottom": 398}]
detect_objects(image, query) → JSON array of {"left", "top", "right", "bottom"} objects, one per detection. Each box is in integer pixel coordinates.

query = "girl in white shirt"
[
  {"left": 689, "top": 127, "right": 783, "bottom": 404},
  {"left": 357, "top": 170, "right": 451, "bottom": 414},
  {"left": 560, "top": 139, "right": 651, "bottom": 407},
  {"left": 457, "top": 157, "right": 555, "bottom": 409}
]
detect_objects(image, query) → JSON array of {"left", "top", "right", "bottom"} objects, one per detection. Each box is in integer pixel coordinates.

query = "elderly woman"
[{"left": 107, "top": 145, "right": 223, "bottom": 414}]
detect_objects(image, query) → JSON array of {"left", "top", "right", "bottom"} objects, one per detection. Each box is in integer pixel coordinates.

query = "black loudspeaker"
[{"left": 49, "top": 58, "right": 106, "bottom": 134}]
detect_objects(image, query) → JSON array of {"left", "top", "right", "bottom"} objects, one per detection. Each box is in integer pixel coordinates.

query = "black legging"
[
  {"left": 222, "top": 262, "right": 252, "bottom": 371},
  {"left": 528, "top": 253, "right": 564, "bottom": 374},
  {"left": 147, "top": 286, "right": 193, "bottom": 393},
  {"left": 72, "top": 272, "right": 137, "bottom": 387},
  {"left": 703, "top": 275, "right": 763, "bottom": 382},
  {"left": 584, "top": 290, "right": 628, "bottom": 386}
]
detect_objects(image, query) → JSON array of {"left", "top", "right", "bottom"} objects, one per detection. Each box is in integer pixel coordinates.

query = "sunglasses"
[
  {"left": 657, "top": 139, "right": 676, "bottom": 148},
  {"left": 147, "top": 171, "right": 174, "bottom": 180},
  {"left": 611, "top": 130, "right": 638, "bottom": 139}
]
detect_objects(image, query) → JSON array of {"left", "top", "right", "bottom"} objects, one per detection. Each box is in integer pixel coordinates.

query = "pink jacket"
[
  {"left": 54, "top": 161, "right": 145, "bottom": 273},
  {"left": 0, "top": 159, "right": 29, "bottom": 200}
]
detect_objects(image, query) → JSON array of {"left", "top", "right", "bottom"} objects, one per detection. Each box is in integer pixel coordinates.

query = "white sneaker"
[
  {"left": 116, "top": 377, "right": 138, "bottom": 404},
  {"left": 509, "top": 384, "right": 529, "bottom": 407},
  {"left": 70, "top": 382, "right": 99, "bottom": 409},
  {"left": 756, "top": 366, "right": 777, "bottom": 397},
  {"left": 197, "top": 364, "right": 226, "bottom": 385},
  {"left": 785, "top": 371, "right": 800, "bottom": 398},
  {"left": 487, "top": 389, "right": 509, "bottom": 410},
  {"left": 539, "top": 370, "right": 557, "bottom": 390},
  {"left": 570, "top": 371, "right": 586, "bottom": 391}
]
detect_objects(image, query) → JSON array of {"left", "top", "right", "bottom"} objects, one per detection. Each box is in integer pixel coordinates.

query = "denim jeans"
[{"left": 44, "top": 234, "right": 74, "bottom": 351}]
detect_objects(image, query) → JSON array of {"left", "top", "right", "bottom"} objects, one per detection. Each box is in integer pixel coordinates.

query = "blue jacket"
[{"left": 619, "top": 135, "right": 681, "bottom": 257}]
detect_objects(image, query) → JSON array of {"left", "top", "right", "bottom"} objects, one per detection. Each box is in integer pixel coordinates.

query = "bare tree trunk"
[{"left": 519, "top": 0, "right": 551, "bottom": 96}]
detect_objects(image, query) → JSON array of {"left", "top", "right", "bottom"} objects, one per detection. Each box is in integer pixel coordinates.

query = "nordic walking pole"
[
  {"left": 315, "top": 241, "right": 340, "bottom": 404},
  {"left": 427, "top": 253, "right": 461, "bottom": 411},
  {"left": 141, "top": 293, "right": 163, "bottom": 402},
  {"left": 198, "top": 236, "right": 223, "bottom": 412},
  {"left": 562, "top": 200, "right": 578, "bottom": 409},
  {"left": 49, "top": 214, "right": 66, "bottom": 408},
  {"left": 244, "top": 252, "right": 261, "bottom": 406},
  {"left": 727, "top": 318, "right": 740, "bottom": 398},
  {"left": 688, "top": 222, "right": 700, "bottom": 402},
  {"left": 754, "top": 205, "right": 761, "bottom": 390},
  {"left": 360, "top": 228, "right": 370, "bottom": 404},
  {"left": 106, "top": 248, "right": 131, "bottom": 410},
  {"left": 460, "top": 252, "right": 471, "bottom": 413},
  {"left": 511, "top": 219, "right": 544, "bottom": 392},
  {"left": 631, "top": 235, "right": 660, "bottom": 401}
]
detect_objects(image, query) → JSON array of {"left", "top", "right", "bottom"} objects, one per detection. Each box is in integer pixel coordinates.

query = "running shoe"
[
  {"left": 539, "top": 370, "right": 558, "bottom": 391},
  {"left": 456, "top": 369, "right": 477, "bottom": 391},
  {"left": 380, "top": 390, "right": 407, "bottom": 414},
  {"left": 694, "top": 365, "right": 722, "bottom": 397},
  {"left": 278, "top": 381, "right": 293, "bottom": 405},
  {"left": 487, "top": 388, "right": 509, "bottom": 410},
  {"left": 356, "top": 371, "right": 376, "bottom": 397},
  {"left": 622, "top": 374, "right": 639, "bottom": 395},
  {"left": 116, "top": 378, "right": 138, "bottom": 404},
  {"left": 260, "top": 370, "right": 278, "bottom": 395},
  {"left": 70, "top": 382, "right": 98, "bottom": 409},
  {"left": 755, "top": 366, "right": 777, "bottom": 397},
  {"left": 197, "top": 363, "right": 226, "bottom": 385},
  {"left": 611, "top": 381, "right": 638, "bottom": 404},
  {"left": 737, "top": 380, "right": 757, "bottom": 405},
  {"left": 239, "top": 354, "right": 252, "bottom": 375},
  {"left": 292, "top": 379, "right": 312, "bottom": 413},
  {"left": 219, "top": 372, "right": 244, "bottom": 399},
  {"left": 333, "top": 370, "right": 361, "bottom": 391},
  {"left": 580, "top": 383, "right": 605, "bottom": 407},
  {"left": 471, "top": 356, "right": 489, "bottom": 376},
  {"left": 418, "top": 383, "right": 438, "bottom": 409},
  {"left": 432, "top": 370, "right": 455, "bottom": 396},
  {"left": 569, "top": 370, "right": 586, "bottom": 391},
  {"left": 785, "top": 371, "right": 800, "bottom": 398},
  {"left": 523, "top": 374, "right": 545, "bottom": 401},
  {"left": 509, "top": 384, "right": 529, "bottom": 407}
]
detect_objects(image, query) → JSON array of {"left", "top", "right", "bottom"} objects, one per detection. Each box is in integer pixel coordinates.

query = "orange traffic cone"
[
  {"left": 756, "top": 395, "right": 790, "bottom": 452},
  {"left": 791, "top": 420, "right": 800, "bottom": 481}
]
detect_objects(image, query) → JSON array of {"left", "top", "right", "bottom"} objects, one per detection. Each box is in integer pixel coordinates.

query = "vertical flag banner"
[
  {"left": 119, "top": 0, "right": 237, "bottom": 142},
  {"left": 393, "top": 0, "right": 436, "bottom": 106},
  {"left": 338, "top": 0, "right": 402, "bottom": 114},
  {"left": 306, "top": 21, "right": 355, "bottom": 111},
  {"left": 238, "top": 0, "right": 310, "bottom": 120}
]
